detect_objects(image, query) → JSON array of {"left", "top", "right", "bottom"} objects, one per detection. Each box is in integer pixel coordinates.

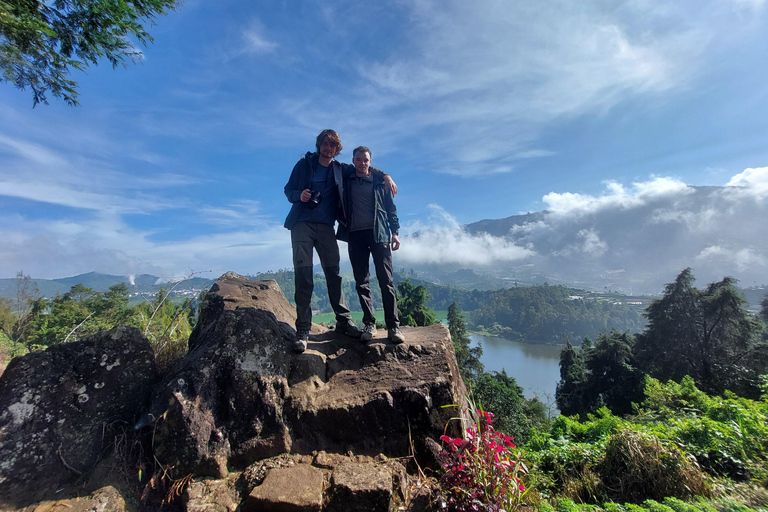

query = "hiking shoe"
[
  {"left": 335, "top": 320, "right": 363, "bottom": 338},
  {"left": 361, "top": 323, "right": 377, "bottom": 342},
  {"left": 388, "top": 327, "right": 405, "bottom": 344},
  {"left": 292, "top": 330, "right": 309, "bottom": 353}
]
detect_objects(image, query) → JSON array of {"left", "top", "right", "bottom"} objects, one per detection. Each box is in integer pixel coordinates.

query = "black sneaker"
[
  {"left": 361, "top": 323, "right": 377, "bottom": 342},
  {"left": 388, "top": 327, "right": 405, "bottom": 344},
  {"left": 335, "top": 320, "right": 363, "bottom": 338},
  {"left": 292, "top": 330, "right": 309, "bottom": 353}
]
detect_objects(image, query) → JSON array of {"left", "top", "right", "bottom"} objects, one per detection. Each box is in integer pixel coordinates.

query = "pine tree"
[
  {"left": 397, "top": 280, "right": 436, "bottom": 327},
  {"left": 635, "top": 268, "right": 766, "bottom": 396},
  {"left": 447, "top": 302, "right": 484, "bottom": 383},
  {"left": 555, "top": 338, "right": 587, "bottom": 416}
]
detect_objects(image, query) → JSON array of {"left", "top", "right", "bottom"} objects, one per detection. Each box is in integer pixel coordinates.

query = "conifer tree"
[
  {"left": 396, "top": 280, "right": 436, "bottom": 327},
  {"left": 447, "top": 301, "right": 484, "bottom": 383},
  {"left": 556, "top": 338, "right": 587, "bottom": 416},
  {"left": 635, "top": 268, "right": 765, "bottom": 396}
]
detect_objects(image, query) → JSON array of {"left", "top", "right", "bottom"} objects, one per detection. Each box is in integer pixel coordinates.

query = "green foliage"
[
  {"left": 1, "top": 0, "right": 179, "bottom": 106},
  {"left": 10, "top": 283, "right": 195, "bottom": 372},
  {"left": 538, "top": 498, "right": 752, "bottom": 512},
  {"left": 1, "top": 330, "right": 28, "bottom": 361},
  {"left": 255, "top": 268, "right": 645, "bottom": 343},
  {"left": 5, "top": 270, "right": 40, "bottom": 344},
  {"left": 539, "top": 497, "right": 768, "bottom": 512},
  {"left": 22, "top": 283, "right": 141, "bottom": 345},
  {"left": 638, "top": 376, "right": 768, "bottom": 479},
  {"left": 0, "top": 297, "right": 14, "bottom": 336},
  {"left": 557, "top": 339, "right": 588, "bottom": 416},
  {"left": 527, "top": 377, "right": 768, "bottom": 507},
  {"left": 396, "top": 279, "right": 436, "bottom": 327},
  {"left": 599, "top": 429, "right": 710, "bottom": 503},
  {"left": 556, "top": 330, "right": 644, "bottom": 417},
  {"left": 135, "top": 289, "right": 193, "bottom": 372},
  {"left": 472, "top": 369, "right": 547, "bottom": 443},
  {"left": 635, "top": 269, "right": 766, "bottom": 398},
  {"left": 584, "top": 330, "right": 643, "bottom": 415},
  {"left": 448, "top": 301, "right": 484, "bottom": 383},
  {"left": 471, "top": 285, "right": 646, "bottom": 344}
]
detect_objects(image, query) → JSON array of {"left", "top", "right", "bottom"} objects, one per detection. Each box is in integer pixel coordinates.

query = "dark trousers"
[
  {"left": 348, "top": 229, "right": 400, "bottom": 329},
  {"left": 291, "top": 222, "right": 352, "bottom": 331}
]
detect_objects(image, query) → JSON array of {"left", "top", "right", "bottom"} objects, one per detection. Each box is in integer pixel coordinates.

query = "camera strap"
[{"left": 304, "top": 152, "right": 315, "bottom": 190}]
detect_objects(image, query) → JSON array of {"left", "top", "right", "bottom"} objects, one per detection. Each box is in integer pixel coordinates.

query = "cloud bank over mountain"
[
  {"left": 397, "top": 168, "right": 768, "bottom": 293},
  {"left": 3, "top": 167, "right": 766, "bottom": 295}
]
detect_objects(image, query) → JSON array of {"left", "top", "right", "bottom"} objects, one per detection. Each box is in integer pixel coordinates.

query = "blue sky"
[{"left": 2, "top": 0, "right": 768, "bottom": 287}]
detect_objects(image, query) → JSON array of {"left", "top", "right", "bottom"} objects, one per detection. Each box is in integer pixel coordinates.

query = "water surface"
[{"left": 470, "top": 334, "right": 563, "bottom": 402}]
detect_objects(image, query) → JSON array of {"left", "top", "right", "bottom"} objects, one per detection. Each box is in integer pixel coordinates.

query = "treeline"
[
  {"left": 470, "top": 285, "right": 645, "bottom": 343},
  {"left": 0, "top": 278, "right": 198, "bottom": 371},
  {"left": 253, "top": 269, "right": 646, "bottom": 343},
  {"left": 556, "top": 268, "right": 768, "bottom": 416}
]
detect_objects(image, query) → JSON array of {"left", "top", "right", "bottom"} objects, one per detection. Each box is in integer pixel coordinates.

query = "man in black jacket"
[
  {"left": 337, "top": 146, "right": 404, "bottom": 344},
  {"left": 284, "top": 130, "right": 396, "bottom": 353}
]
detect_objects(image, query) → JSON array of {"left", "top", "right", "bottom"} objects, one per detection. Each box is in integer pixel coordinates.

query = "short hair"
[
  {"left": 353, "top": 146, "right": 372, "bottom": 159},
  {"left": 315, "top": 129, "right": 342, "bottom": 157}
]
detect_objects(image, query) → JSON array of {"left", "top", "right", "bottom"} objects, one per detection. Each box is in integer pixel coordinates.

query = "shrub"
[
  {"left": 438, "top": 410, "right": 529, "bottom": 511},
  {"left": 599, "top": 429, "right": 711, "bottom": 503}
]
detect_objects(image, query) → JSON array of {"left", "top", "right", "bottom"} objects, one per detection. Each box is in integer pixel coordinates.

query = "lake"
[{"left": 470, "top": 334, "right": 563, "bottom": 402}]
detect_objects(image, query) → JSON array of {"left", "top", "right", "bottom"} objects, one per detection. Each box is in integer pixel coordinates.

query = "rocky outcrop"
[
  {"left": 147, "top": 272, "right": 468, "bottom": 478},
  {"left": 0, "top": 326, "right": 158, "bottom": 508},
  {"left": 238, "top": 452, "right": 415, "bottom": 512},
  {"left": 14, "top": 485, "right": 129, "bottom": 512},
  {"left": 0, "top": 272, "right": 468, "bottom": 511}
]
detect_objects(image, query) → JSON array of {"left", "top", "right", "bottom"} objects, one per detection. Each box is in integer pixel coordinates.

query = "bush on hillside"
[{"left": 599, "top": 429, "right": 711, "bottom": 503}]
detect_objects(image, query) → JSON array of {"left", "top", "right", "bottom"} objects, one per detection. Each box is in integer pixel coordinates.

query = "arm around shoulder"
[{"left": 371, "top": 167, "right": 398, "bottom": 196}]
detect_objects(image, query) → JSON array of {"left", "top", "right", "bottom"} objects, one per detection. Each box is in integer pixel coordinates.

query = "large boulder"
[
  {"left": 0, "top": 326, "right": 158, "bottom": 508},
  {"left": 147, "top": 272, "right": 468, "bottom": 477}
]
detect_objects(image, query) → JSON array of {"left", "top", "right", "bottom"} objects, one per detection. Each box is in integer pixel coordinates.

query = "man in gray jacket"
[
  {"left": 337, "top": 146, "right": 404, "bottom": 344},
  {"left": 284, "top": 130, "right": 396, "bottom": 353}
]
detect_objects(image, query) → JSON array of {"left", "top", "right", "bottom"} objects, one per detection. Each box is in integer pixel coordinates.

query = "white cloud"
[
  {"left": 726, "top": 166, "right": 768, "bottom": 198},
  {"left": 242, "top": 21, "right": 278, "bottom": 55},
  {"left": 339, "top": 0, "right": 716, "bottom": 175},
  {"left": 542, "top": 177, "right": 692, "bottom": 216},
  {"left": 0, "top": 134, "right": 69, "bottom": 168},
  {"left": 554, "top": 229, "right": 608, "bottom": 258},
  {"left": 695, "top": 246, "right": 768, "bottom": 272},
  {"left": 397, "top": 206, "right": 535, "bottom": 266},
  {"left": 0, "top": 213, "right": 292, "bottom": 280},
  {"left": 199, "top": 200, "right": 272, "bottom": 228}
]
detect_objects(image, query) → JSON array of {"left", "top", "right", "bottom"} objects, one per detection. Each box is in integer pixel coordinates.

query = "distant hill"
[
  {"left": 0, "top": 272, "right": 217, "bottom": 304},
  {"left": 465, "top": 211, "right": 548, "bottom": 238},
  {"left": 404, "top": 185, "right": 768, "bottom": 296}
]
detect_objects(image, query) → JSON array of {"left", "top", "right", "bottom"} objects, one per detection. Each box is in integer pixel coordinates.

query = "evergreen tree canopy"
[
  {"left": 397, "top": 280, "right": 436, "bottom": 327},
  {"left": 447, "top": 301, "right": 484, "bottom": 383},
  {"left": 1, "top": 0, "right": 179, "bottom": 105},
  {"left": 473, "top": 369, "right": 546, "bottom": 443},
  {"left": 634, "top": 268, "right": 765, "bottom": 396},
  {"left": 555, "top": 338, "right": 587, "bottom": 416},
  {"left": 556, "top": 330, "right": 643, "bottom": 417},
  {"left": 583, "top": 329, "right": 642, "bottom": 415}
]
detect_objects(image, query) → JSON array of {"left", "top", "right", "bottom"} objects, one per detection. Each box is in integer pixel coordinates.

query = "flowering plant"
[{"left": 439, "top": 410, "right": 528, "bottom": 512}]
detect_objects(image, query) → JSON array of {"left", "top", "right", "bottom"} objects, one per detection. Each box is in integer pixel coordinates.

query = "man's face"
[
  {"left": 319, "top": 137, "right": 339, "bottom": 159},
  {"left": 353, "top": 150, "right": 371, "bottom": 174}
]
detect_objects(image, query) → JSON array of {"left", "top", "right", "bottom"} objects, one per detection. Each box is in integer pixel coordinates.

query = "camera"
[{"left": 307, "top": 190, "right": 323, "bottom": 209}]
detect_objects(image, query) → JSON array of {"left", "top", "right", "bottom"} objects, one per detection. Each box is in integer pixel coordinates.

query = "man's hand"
[
  {"left": 300, "top": 189, "right": 312, "bottom": 202},
  {"left": 384, "top": 175, "right": 398, "bottom": 196},
  {"left": 391, "top": 233, "right": 401, "bottom": 251}
]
